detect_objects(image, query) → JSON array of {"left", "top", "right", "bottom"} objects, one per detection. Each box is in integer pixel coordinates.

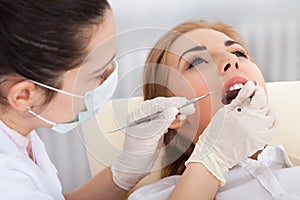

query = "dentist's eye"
[
  {"left": 97, "top": 73, "right": 106, "bottom": 84},
  {"left": 186, "top": 57, "right": 208, "bottom": 70},
  {"left": 97, "top": 69, "right": 110, "bottom": 84},
  {"left": 97, "top": 66, "right": 114, "bottom": 84},
  {"left": 232, "top": 49, "right": 248, "bottom": 59}
]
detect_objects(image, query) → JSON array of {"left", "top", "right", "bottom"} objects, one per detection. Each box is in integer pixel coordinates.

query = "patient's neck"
[
  {"left": 249, "top": 145, "right": 268, "bottom": 160},
  {"left": 250, "top": 150, "right": 261, "bottom": 160}
]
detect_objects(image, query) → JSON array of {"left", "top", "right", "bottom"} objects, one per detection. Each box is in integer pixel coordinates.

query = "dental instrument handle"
[
  {"left": 129, "top": 111, "right": 163, "bottom": 127},
  {"left": 128, "top": 92, "right": 217, "bottom": 126},
  {"left": 109, "top": 91, "right": 217, "bottom": 133},
  {"left": 237, "top": 97, "right": 251, "bottom": 112},
  {"left": 108, "top": 111, "right": 163, "bottom": 133},
  {"left": 179, "top": 91, "right": 217, "bottom": 109},
  {"left": 131, "top": 91, "right": 217, "bottom": 126}
]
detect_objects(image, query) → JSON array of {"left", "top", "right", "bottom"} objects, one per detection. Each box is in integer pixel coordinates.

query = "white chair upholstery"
[
  {"left": 81, "top": 81, "right": 300, "bottom": 181},
  {"left": 267, "top": 81, "right": 300, "bottom": 165}
]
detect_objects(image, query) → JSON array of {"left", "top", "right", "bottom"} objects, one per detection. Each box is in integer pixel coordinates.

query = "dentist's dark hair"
[{"left": 0, "top": 0, "right": 110, "bottom": 109}]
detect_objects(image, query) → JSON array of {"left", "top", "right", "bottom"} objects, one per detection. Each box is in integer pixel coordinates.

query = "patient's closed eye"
[
  {"left": 232, "top": 50, "right": 248, "bottom": 59},
  {"left": 186, "top": 57, "right": 208, "bottom": 70}
]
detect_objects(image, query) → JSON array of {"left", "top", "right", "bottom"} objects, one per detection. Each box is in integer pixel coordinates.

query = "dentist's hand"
[
  {"left": 186, "top": 81, "right": 279, "bottom": 186},
  {"left": 112, "top": 97, "right": 195, "bottom": 190}
]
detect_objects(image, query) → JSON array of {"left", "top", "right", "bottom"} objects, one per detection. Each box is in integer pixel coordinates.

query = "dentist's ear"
[{"left": 6, "top": 80, "right": 38, "bottom": 112}]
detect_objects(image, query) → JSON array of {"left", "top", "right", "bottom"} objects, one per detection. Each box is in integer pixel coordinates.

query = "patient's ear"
[{"left": 169, "top": 119, "right": 184, "bottom": 130}]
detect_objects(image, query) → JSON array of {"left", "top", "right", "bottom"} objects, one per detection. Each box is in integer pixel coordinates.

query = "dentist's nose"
[{"left": 219, "top": 54, "right": 240, "bottom": 74}]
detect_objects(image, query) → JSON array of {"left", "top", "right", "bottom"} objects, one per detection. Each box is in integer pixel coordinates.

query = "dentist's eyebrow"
[
  {"left": 224, "top": 40, "right": 242, "bottom": 47},
  {"left": 89, "top": 54, "right": 116, "bottom": 76},
  {"left": 178, "top": 46, "right": 207, "bottom": 64}
]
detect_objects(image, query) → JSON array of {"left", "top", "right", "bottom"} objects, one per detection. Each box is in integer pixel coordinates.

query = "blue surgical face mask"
[{"left": 28, "top": 61, "right": 118, "bottom": 133}]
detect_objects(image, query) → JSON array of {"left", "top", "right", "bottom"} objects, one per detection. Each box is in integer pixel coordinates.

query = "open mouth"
[
  {"left": 222, "top": 77, "right": 249, "bottom": 105},
  {"left": 221, "top": 83, "right": 243, "bottom": 105}
]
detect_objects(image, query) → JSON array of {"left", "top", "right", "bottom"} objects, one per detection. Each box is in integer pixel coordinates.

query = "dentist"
[{"left": 0, "top": 1, "right": 277, "bottom": 200}]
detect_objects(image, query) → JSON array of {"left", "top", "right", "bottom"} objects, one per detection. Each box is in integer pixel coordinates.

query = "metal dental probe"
[{"left": 109, "top": 91, "right": 217, "bottom": 133}]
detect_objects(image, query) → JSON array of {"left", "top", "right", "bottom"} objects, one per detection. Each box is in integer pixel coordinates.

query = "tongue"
[{"left": 222, "top": 89, "right": 240, "bottom": 105}]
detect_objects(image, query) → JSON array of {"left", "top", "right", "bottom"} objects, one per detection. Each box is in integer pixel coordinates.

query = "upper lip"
[{"left": 223, "top": 76, "right": 248, "bottom": 96}]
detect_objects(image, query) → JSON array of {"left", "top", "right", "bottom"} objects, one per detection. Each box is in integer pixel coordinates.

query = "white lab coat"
[
  {"left": 129, "top": 145, "right": 300, "bottom": 200},
  {"left": 0, "top": 125, "right": 64, "bottom": 199}
]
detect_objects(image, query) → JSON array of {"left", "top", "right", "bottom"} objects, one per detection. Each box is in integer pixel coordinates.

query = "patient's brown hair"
[{"left": 143, "top": 20, "right": 250, "bottom": 178}]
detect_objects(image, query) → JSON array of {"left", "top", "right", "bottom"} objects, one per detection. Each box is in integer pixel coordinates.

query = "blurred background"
[{"left": 37, "top": 0, "right": 300, "bottom": 192}]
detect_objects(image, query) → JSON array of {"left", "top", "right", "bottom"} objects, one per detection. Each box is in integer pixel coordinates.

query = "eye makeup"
[
  {"left": 185, "top": 55, "right": 209, "bottom": 70},
  {"left": 231, "top": 47, "right": 249, "bottom": 59},
  {"left": 178, "top": 46, "right": 208, "bottom": 69},
  {"left": 96, "top": 65, "right": 115, "bottom": 84}
]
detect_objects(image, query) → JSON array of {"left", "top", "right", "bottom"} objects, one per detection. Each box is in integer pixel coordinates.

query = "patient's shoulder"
[{"left": 258, "top": 145, "right": 293, "bottom": 167}]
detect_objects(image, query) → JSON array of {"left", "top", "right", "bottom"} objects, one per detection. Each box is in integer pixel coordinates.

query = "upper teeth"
[{"left": 229, "top": 83, "right": 244, "bottom": 91}]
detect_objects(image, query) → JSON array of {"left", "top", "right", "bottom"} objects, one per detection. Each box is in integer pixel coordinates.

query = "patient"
[{"left": 129, "top": 20, "right": 300, "bottom": 199}]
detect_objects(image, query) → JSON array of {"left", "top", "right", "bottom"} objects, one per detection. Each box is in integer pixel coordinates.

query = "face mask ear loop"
[
  {"left": 27, "top": 106, "right": 56, "bottom": 126},
  {"left": 29, "top": 80, "right": 84, "bottom": 99}
]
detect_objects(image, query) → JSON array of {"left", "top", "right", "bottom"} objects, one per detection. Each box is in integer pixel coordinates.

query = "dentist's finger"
[
  {"left": 179, "top": 103, "right": 196, "bottom": 115},
  {"left": 227, "top": 81, "right": 255, "bottom": 110},
  {"left": 142, "top": 97, "right": 189, "bottom": 115},
  {"left": 176, "top": 103, "right": 195, "bottom": 120},
  {"left": 247, "top": 86, "right": 268, "bottom": 110},
  {"left": 236, "top": 81, "right": 255, "bottom": 101}
]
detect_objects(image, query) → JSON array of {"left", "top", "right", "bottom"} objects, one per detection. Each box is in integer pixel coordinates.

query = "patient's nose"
[
  {"left": 223, "top": 62, "right": 239, "bottom": 72},
  {"left": 219, "top": 54, "right": 240, "bottom": 74}
]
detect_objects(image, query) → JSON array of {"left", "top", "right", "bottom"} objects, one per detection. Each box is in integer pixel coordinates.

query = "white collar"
[{"left": 0, "top": 120, "right": 31, "bottom": 152}]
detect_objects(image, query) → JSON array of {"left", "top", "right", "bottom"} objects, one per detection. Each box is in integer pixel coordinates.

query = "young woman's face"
[
  {"left": 166, "top": 29, "right": 266, "bottom": 143},
  {"left": 38, "top": 9, "right": 116, "bottom": 126}
]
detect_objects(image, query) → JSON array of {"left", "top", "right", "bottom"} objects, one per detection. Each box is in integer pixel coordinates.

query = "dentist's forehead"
[
  {"left": 78, "top": 9, "right": 116, "bottom": 75},
  {"left": 79, "top": 36, "right": 116, "bottom": 76}
]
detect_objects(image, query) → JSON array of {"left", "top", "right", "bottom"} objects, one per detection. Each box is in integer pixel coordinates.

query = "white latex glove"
[
  {"left": 186, "top": 81, "right": 279, "bottom": 186},
  {"left": 112, "top": 97, "right": 195, "bottom": 190}
]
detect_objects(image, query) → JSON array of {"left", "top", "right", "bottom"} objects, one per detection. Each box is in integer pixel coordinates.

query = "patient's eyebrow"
[
  {"left": 224, "top": 40, "right": 242, "bottom": 47},
  {"left": 179, "top": 46, "right": 207, "bottom": 64}
]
